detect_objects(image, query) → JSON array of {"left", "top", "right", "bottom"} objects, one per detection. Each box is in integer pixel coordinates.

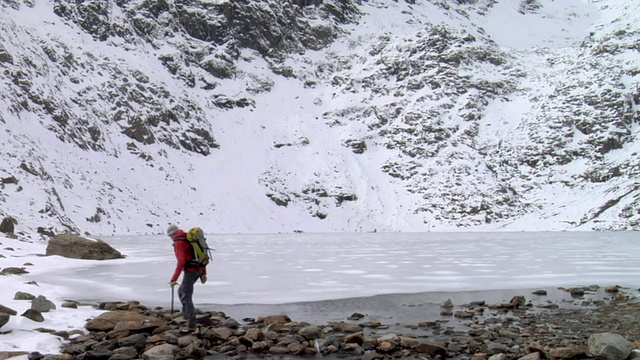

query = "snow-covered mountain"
[{"left": 1, "top": 0, "right": 638, "bottom": 236}]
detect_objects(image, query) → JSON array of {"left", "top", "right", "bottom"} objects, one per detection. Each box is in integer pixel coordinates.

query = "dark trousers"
[{"left": 178, "top": 271, "right": 201, "bottom": 328}]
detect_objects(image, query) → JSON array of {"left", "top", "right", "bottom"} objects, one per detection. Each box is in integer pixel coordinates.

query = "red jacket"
[{"left": 171, "top": 229, "right": 207, "bottom": 282}]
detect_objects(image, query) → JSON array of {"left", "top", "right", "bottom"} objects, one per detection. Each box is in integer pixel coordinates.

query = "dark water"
[{"left": 198, "top": 286, "right": 627, "bottom": 328}]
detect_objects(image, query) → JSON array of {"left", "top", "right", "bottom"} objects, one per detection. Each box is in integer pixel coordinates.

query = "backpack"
[{"left": 185, "top": 227, "right": 212, "bottom": 268}]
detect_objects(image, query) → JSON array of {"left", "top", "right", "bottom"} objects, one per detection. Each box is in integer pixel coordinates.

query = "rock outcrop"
[{"left": 46, "top": 234, "right": 125, "bottom": 260}]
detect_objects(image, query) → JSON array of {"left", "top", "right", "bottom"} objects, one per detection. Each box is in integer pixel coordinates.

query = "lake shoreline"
[
  {"left": 8, "top": 284, "right": 639, "bottom": 360},
  {"left": 75, "top": 285, "right": 640, "bottom": 359},
  {"left": 197, "top": 285, "right": 633, "bottom": 327}
]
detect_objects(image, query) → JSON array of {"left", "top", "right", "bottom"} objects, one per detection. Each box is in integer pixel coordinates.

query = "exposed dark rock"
[
  {"left": 342, "top": 138, "right": 367, "bottom": 154},
  {"left": 85, "top": 310, "right": 162, "bottom": 332},
  {"left": 36, "top": 227, "right": 55, "bottom": 237},
  {"left": 31, "top": 295, "right": 56, "bottom": 313},
  {"left": 0, "top": 304, "right": 18, "bottom": 316},
  {"left": 588, "top": 333, "right": 635, "bottom": 360},
  {"left": 61, "top": 301, "right": 78, "bottom": 309},
  {"left": 21, "top": 308, "right": 44, "bottom": 322},
  {"left": 0, "top": 45, "right": 13, "bottom": 64},
  {"left": 0, "top": 216, "right": 17, "bottom": 234},
  {"left": 14, "top": 291, "right": 36, "bottom": 300},
  {"left": 1, "top": 176, "right": 18, "bottom": 185},
  {"left": 0, "top": 313, "right": 10, "bottom": 328},
  {"left": 0, "top": 267, "right": 29, "bottom": 275},
  {"left": 46, "top": 234, "right": 125, "bottom": 260}
]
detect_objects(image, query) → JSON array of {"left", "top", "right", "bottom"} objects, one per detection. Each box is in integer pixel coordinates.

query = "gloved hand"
[
  {"left": 170, "top": 281, "right": 178, "bottom": 288},
  {"left": 200, "top": 275, "right": 207, "bottom": 284}
]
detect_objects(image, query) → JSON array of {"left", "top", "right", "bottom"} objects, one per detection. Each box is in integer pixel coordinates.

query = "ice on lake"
[{"left": 34, "top": 231, "right": 639, "bottom": 310}]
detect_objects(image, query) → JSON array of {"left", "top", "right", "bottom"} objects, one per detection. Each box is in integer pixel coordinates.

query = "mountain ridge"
[{"left": 0, "top": 0, "right": 638, "bottom": 236}]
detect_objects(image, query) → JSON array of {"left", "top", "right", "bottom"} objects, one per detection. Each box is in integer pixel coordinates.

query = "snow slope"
[{"left": 0, "top": 0, "right": 638, "bottom": 236}]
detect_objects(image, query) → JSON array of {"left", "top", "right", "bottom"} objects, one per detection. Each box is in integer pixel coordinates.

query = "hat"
[{"left": 167, "top": 225, "right": 179, "bottom": 236}]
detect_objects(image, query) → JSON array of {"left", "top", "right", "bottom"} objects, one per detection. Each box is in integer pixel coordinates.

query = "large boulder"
[
  {"left": 46, "top": 233, "right": 125, "bottom": 260},
  {"left": 0, "top": 313, "right": 10, "bottom": 329},
  {"left": 0, "top": 304, "right": 17, "bottom": 316},
  {"left": 85, "top": 311, "right": 163, "bottom": 332},
  {"left": 0, "top": 216, "right": 18, "bottom": 237},
  {"left": 21, "top": 309, "right": 44, "bottom": 322},
  {"left": 588, "top": 333, "right": 635, "bottom": 360},
  {"left": 31, "top": 295, "right": 56, "bottom": 313}
]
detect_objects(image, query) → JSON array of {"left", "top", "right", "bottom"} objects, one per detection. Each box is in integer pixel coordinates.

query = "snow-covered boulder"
[{"left": 46, "top": 234, "right": 125, "bottom": 260}]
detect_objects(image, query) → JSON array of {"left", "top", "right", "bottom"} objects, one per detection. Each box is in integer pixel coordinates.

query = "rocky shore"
[{"left": 2, "top": 285, "right": 640, "bottom": 360}]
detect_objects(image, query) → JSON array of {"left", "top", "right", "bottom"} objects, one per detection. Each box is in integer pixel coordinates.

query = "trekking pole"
[{"left": 170, "top": 284, "right": 175, "bottom": 319}]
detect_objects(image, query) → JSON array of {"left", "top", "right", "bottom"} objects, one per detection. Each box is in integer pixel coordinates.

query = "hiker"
[{"left": 167, "top": 224, "right": 207, "bottom": 332}]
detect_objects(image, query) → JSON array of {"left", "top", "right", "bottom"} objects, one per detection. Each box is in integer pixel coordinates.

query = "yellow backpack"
[{"left": 186, "top": 227, "right": 211, "bottom": 267}]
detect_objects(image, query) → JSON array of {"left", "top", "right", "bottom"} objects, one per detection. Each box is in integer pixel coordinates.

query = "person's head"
[{"left": 167, "top": 225, "right": 179, "bottom": 238}]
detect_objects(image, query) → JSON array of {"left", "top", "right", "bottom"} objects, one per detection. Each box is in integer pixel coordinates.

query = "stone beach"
[{"left": 2, "top": 284, "right": 639, "bottom": 360}]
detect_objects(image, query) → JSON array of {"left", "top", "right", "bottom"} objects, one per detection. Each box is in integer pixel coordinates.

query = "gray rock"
[
  {"left": 0, "top": 313, "right": 10, "bottom": 328},
  {"left": 0, "top": 216, "right": 17, "bottom": 234},
  {"left": 242, "top": 327, "right": 264, "bottom": 342},
  {"left": 378, "top": 333, "right": 400, "bottom": 346},
  {"left": 588, "top": 333, "right": 634, "bottom": 360},
  {"left": 14, "top": 291, "right": 35, "bottom": 300},
  {"left": 85, "top": 349, "right": 113, "bottom": 359},
  {"left": 415, "top": 341, "right": 447, "bottom": 358},
  {"left": 61, "top": 301, "right": 78, "bottom": 309},
  {"left": 550, "top": 347, "right": 586, "bottom": 359},
  {"left": 344, "top": 332, "right": 365, "bottom": 345},
  {"left": 205, "top": 326, "right": 233, "bottom": 341},
  {"left": 490, "top": 354, "right": 508, "bottom": 360},
  {"left": 399, "top": 336, "right": 421, "bottom": 349},
  {"left": 85, "top": 310, "right": 162, "bottom": 332},
  {"left": 21, "top": 309, "right": 44, "bottom": 322},
  {"left": 570, "top": 288, "right": 585, "bottom": 297},
  {"left": 269, "top": 345, "right": 290, "bottom": 355},
  {"left": 481, "top": 340, "right": 510, "bottom": 355},
  {"left": 329, "top": 321, "right": 361, "bottom": 333},
  {"left": 108, "top": 350, "right": 137, "bottom": 360},
  {"left": 183, "top": 342, "right": 208, "bottom": 359},
  {"left": 142, "top": 343, "right": 179, "bottom": 359},
  {"left": 298, "top": 325, "right": 321, "bottom": 340},
  {"left": 0, "top": 267, "right": 28, "bottom": 275},
  {"left": 31, "top": 295, "right": 56, "bottom": 312},
  {"left": 46, "top": 233, "right": 124, "bottom": 260},
  {"left": 117, "top": 333, "right": 147, "bottom": 351},
  {"left": 362, "top": 349, "right": 385, "bottom": 360},
  {"left": 0, "top": 351, "right": 29, "bottom": 360},
  {"left": 441, "top": 298, "right": 454, "bottom": 308},
  {"left": 223, "top": 317, "right": 239, "bottom": 329},
  {"left": 519, "top": 353, "right": 541, "bottom": 360},
  {"left": 92, "top": 339, "right": 119, "bottom": 352},
  {"left": 0, "top": 304, "right": 18, "bottom": 315},
  {"left": 348, "top": 312, "right": 366, "bottom": 320}
]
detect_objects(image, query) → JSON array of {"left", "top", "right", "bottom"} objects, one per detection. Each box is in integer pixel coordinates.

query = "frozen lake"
[{"left": 36, "top": 232, "right": 639, "bottom": 311}]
